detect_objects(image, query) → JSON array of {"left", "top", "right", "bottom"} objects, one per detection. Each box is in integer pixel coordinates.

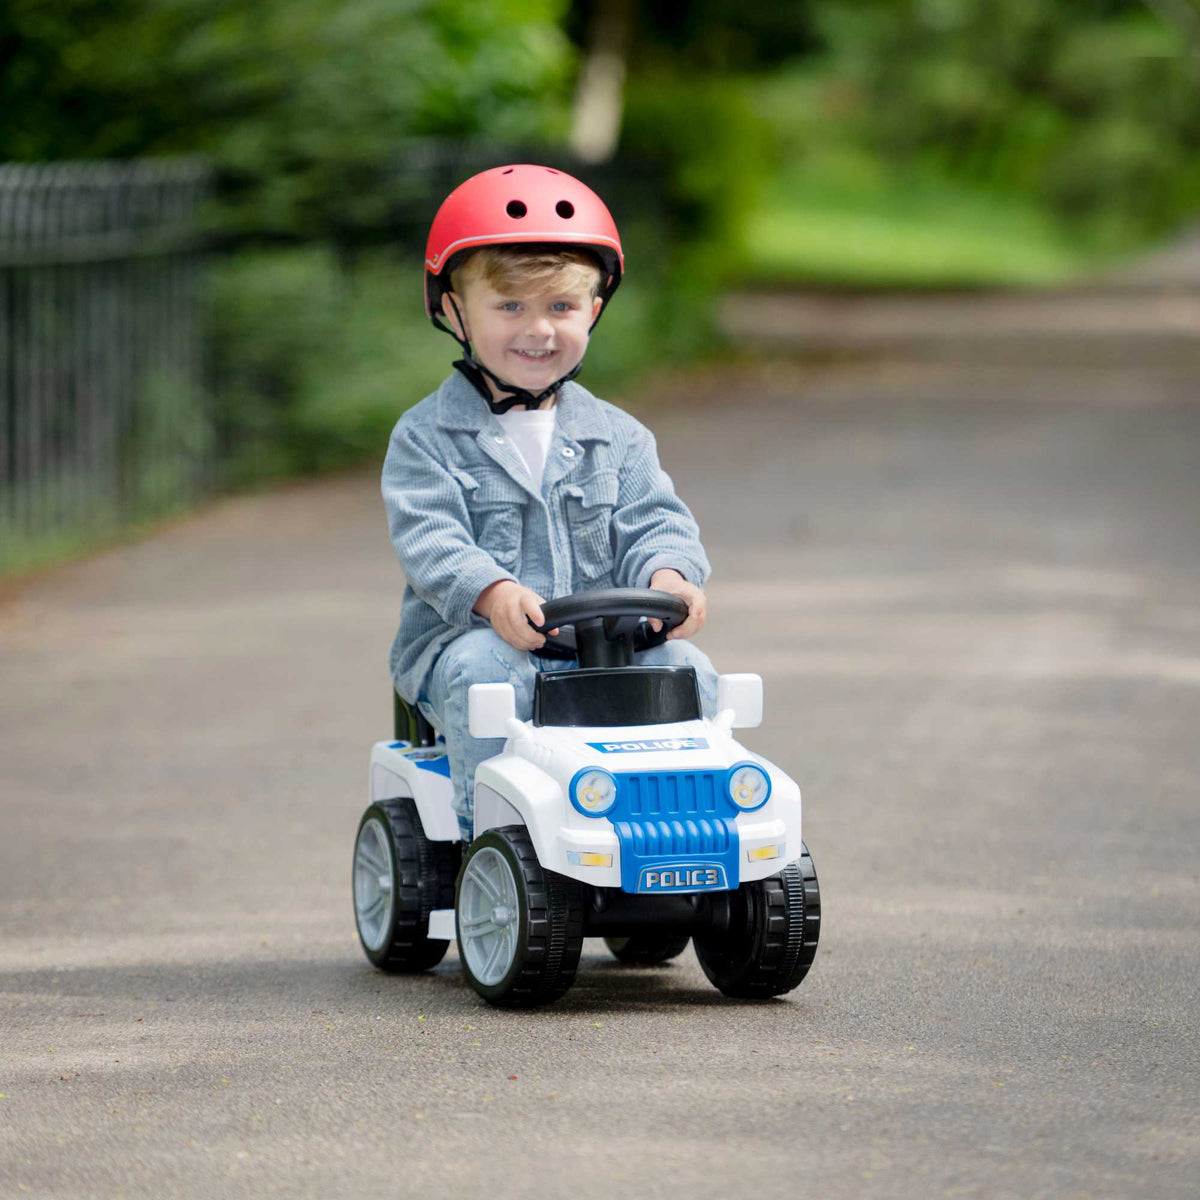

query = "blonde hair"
[{"left": 450, "top": 245, "right": 603, "bottom": 299}]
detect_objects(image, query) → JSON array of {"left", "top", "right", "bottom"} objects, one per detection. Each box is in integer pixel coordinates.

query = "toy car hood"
[{"left": 514, "top": 718, "right": 742, "bottom": 772}]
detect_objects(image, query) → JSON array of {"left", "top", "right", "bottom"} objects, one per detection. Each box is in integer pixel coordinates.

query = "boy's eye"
[
  {"left": 499, "top": 300, "right": 521, "bottom": 312},
  {"left": 550, "top": 301, "right": 574, "bottom": 312}
]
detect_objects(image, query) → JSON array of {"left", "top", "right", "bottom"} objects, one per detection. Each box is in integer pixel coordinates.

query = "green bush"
[
  {"left": 738, "top": 58, "right": 1095, "bottom": 287},
  {"left": 620, "top": 75, "right": 772, "bottom": 284},
  {"left": 813, "top": 1, "right": 1200, "bottom": 249},
  {"left": 2, "top": 0, "right": 575, "bottom": 242},
  {"left": 207, "top": 247, "right": 447, "bottom": 480}
]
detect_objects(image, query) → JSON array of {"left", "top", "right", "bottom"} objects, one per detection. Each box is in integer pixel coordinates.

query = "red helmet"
[{"left": 424, "top": 164, "right": 624, "bottom": 326}]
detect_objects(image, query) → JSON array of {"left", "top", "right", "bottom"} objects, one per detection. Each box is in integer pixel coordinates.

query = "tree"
[
  {"left": 2, "top": 0, "right": 575, "bottom": 238},
  {"left": 566, "top": 0, "right": 819, "bottom": 162}
]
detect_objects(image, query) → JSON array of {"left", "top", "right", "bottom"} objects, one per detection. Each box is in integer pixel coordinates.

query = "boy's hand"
[
  {"left": 474, "top": 580, "right": 558, "bottom": 652},
  {"left": 648, "top": 569, "right": 707, "bottom": 641}
]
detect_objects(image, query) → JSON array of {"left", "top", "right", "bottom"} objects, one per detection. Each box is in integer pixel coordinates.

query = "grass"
[
  {"left": 736, "top": 65, "right": 1112, "bottom": 291},
  {"left": 0, "top": 502, "right": 188, "bottom": 581},
  {"left": 739, "top": 157, "right": 1101, "bottom": 290}
]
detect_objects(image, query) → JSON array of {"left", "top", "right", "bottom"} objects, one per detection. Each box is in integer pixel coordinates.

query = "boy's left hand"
[{"left": 648, "top": 568, "right": 707, "bottom": 641}]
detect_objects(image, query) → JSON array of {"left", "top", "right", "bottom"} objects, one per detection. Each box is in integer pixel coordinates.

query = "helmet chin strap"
[
  {"left": 444, "top": 294, "right": 582, "bottom": 415},
  {"left": 452, "top": 355, "right": 582, "bottom": 415}
]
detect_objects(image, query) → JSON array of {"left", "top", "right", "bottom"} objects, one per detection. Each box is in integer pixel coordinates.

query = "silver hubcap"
[
  {"left": 354, "top": 817, "right": 395, "bottom": 952},
  {"left": 458, "top": 846, "right": 521, "bottom": 986}
]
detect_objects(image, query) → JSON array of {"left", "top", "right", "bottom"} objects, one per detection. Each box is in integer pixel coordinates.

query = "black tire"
[
  {"left": 353, "top": 799, "right": 459, "bottom": 973},
  {"left": 456, "top": 826, "right": 585, "bottom": 1008},
  {"left": 693, "top": 843, "right": 821, "bottom": 999},
  {"left": 604, "top": 933, "right": 692, "bottom": 965}
]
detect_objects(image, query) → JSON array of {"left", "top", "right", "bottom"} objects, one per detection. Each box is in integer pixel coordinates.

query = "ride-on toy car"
[{"left": 353, "top": 589, "right": 820, "bottom": 1007}]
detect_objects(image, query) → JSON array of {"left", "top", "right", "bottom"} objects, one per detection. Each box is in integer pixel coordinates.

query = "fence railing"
[{"left": 0, "top": 159, "right": 212, "bottom": 574}]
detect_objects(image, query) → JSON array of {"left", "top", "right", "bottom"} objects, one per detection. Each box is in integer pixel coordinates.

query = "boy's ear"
[
  {"left": 590, "top": 295, "right": 603, "bottom": 323},
  {"left": 443, "top": 291, "right": 470, "bottom": 341}
]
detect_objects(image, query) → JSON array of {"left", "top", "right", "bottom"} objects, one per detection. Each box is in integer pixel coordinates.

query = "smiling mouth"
[{"left": 511, "top": 348, "right": 556, "bottom": 360}]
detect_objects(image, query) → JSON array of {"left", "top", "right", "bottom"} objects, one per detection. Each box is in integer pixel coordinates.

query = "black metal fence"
[{"left": 0, "top": 159, "right": 211, "bottom": 574}]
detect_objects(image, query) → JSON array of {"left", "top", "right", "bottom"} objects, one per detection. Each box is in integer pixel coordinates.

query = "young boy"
[{"left": 382, "top": 164, "right": 718, "bottom": 842}]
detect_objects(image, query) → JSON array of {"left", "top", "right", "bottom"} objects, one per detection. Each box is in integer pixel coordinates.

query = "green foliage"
[
  {"left": 647, "top": 0, "right": 819, "bottom": 69},
  {"left": 206, "top": 248, "right": 448, "bottom": 479},
  {"left": 742, "top": 156, "right": 1094, "bottom": 288},
  {"left": 813, "top": 0, "right": 1200, "bottom": 248},
  {"left": 740, "top": 65, "right": 1096, "bottom": 287},
  {"left": 620, "top": 76, "right": 772, "bottom": 286},
  {"left": 564, "top": 0, "right": 819, "bottom": 73},
  {"left": 2, "top": 0, "right": 574, "bottom": 238}
]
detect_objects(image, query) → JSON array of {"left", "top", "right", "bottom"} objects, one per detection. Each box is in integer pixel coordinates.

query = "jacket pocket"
[
  {"left": 456, "top": 465, "right": 524, "bottom": 570},
  {"left": 564, "top": 470, "right": 618, "bottom": 582}
]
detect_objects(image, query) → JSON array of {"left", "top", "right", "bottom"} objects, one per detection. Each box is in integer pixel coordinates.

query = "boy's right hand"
[{"left": 473, "top": 580, "right": 558, "bottom": 652}]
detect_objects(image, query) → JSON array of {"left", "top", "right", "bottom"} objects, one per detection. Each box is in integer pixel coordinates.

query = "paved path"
[
  {"left": 3, "top": 359, "right": 1199, "bottom": 1198},
  {"left": 719, "top": 227, "right": 1200, "bottom": 363},
  {"left": 718, "top": 289, "right": 1200, "bottom": 362}
]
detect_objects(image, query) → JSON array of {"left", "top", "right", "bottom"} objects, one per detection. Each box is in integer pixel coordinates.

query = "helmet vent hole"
[
  {"left": 506, "top": 200, "right": 527, "bottom": 218},
  {"left": 501, "top": 168, "right": 514, "bottom": 174},
  {"left": 556, "top": 200, "right": 575, "bottom": 219}
]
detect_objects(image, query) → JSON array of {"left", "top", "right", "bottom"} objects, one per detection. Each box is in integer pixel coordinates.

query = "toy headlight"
[
  {"left": 727, "top": 762, "right": 771, "bottom": 811},
  {"left": 571, "top": 768, "right": 618, "bottom": 818}
]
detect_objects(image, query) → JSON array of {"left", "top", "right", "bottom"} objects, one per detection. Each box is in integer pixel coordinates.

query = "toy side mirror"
[
  {"left": 468, "top": 683, "right": 517, "bottom": 739},
  {"left": 716, "top": 673, "right": 763, "bottom": 728}
]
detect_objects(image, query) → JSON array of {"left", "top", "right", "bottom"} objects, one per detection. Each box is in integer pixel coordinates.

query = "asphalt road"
[{"left": 3, "top": 358, "right": 1198, "bottom": 1198}]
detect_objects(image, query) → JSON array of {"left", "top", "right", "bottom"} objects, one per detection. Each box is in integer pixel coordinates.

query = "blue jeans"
[{"left": 417, "top": 628, "right": 720, "bottom": 841}]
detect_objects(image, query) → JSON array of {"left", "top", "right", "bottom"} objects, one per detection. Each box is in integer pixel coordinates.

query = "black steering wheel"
[{"left": 528, "top": 588, "right": 689, "bottom": 669}]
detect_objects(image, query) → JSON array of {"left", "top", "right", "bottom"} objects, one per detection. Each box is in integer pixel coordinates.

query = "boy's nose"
[{"left": 527, "top": 313, "right": 554, "bottom": 337}]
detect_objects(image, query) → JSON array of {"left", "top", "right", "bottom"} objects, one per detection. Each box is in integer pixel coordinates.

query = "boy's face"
[{"left": 446, "top": 277, "right": 604, "bottom": 403}]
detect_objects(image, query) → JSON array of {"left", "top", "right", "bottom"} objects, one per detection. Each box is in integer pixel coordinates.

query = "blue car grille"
[
  {"left": 610, "top": 771, "right": 740, "bottom": 893},
  {"left": 617, "top": 770, "right": 725, "bottom": 818},
  {"left": 618, "top": 816, "right": 735, "bottom": 857}
]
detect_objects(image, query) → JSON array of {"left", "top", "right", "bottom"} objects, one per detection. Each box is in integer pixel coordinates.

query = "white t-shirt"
[{"left": 495, "top": 407, "right": 558, "bottom": 492}]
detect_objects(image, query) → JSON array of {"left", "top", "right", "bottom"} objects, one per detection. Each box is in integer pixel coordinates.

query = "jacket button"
[
  {"left": 561, "top": 446, "right": 576, "bottom": 457},
  {"left": 494, "top": 435, "right": 504, "bottom": 443}
]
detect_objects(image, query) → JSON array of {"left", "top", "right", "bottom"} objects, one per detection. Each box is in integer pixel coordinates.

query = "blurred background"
[{"left": 3, "top": 0, "right": 1199, "bottom": 575}]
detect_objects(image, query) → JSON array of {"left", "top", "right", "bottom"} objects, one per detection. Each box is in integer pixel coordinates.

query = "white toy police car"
[{"left": 353, "top": 589, "right": 820, "bottom": 1008}]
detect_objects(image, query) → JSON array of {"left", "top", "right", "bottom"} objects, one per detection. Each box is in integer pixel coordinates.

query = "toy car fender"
[{"left": 368, "top": 740, "right": 460, "bottom": 842}]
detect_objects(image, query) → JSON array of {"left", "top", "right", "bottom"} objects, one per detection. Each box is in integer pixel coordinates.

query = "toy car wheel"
[
  {"left": 457, "top": 826, "right": 585, "bottom": 1008},
  {"left": 353, "top": 799, "right": 458, "bottom": 973},
  {"left": 693, "top": 843, "right": 821, "bottom": 999},
  {"left": 604, "top": 933, "right": 691, "bottom": 965}
]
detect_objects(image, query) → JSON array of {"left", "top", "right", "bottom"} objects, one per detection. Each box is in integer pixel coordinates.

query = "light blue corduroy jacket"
[{"left": 382, "top": 371, "right": 711, "bottom": 702}]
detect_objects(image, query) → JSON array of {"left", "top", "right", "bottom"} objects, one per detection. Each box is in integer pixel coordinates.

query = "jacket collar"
[{"left": 435, "top": 370, "right": 612, "bottom": 444}]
